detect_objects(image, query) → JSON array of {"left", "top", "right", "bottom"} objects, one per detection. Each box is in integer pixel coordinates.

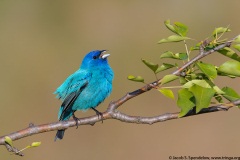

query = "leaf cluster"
[{"left": 128, "top": 20, "right": 240, "bottom": 117}]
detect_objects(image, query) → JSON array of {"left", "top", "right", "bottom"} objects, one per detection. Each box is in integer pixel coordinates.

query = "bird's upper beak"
[{"left": 100, "top": 50, "right": 110, "bottom": 59}]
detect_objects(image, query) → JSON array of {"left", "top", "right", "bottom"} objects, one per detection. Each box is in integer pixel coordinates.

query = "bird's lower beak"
[{"left": 100, "top": 50, "right": 110, "bottom": 59}]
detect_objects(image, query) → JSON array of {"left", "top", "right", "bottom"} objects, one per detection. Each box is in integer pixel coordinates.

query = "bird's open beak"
[{"left": 100, "top": 50, "right": 110, "bottom": 59}]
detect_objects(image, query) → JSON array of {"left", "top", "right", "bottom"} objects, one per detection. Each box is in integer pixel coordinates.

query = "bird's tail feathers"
[{"left": 54, "top": 130, "right": 65, "bottom": 141}]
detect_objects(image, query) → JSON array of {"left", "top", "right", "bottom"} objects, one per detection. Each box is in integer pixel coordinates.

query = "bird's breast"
[{"left": 72, "top": 71, "right": 113, "bottom": 111}]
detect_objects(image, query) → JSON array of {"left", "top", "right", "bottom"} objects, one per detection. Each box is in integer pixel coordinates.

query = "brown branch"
[
  {"left": 0, "top": 36, "right": 239, "bottom": 156},
  {"left": 4, "top": 143, "right": 24, "bottom": 156},
  {"left": 110, "top": 99, "right": 240, "bottom": 124},
  {"left": 1, "top": 99, "right": 239, "bottom": 144}
]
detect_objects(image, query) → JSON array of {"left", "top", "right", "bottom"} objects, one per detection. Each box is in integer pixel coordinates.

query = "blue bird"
[{"left": 54, "top": 50, "right": 114, "bottom": 141}]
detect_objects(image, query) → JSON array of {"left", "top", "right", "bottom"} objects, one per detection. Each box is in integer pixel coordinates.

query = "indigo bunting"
[{"left": 54, "top": 50, "right": 114, "bottom": 141}]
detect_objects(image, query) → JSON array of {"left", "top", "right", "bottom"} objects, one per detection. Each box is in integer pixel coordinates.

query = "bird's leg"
[
  {"left": 91, "top": 107, "right": 103, "bottom": 123},
  {"left": 72, "top": 113, "right": 80, "bottom": 129}
]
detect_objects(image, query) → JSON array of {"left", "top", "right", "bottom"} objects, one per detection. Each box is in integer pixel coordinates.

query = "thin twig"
[{"left": 4, "top": 144, "right": 24, "bottom": 156}]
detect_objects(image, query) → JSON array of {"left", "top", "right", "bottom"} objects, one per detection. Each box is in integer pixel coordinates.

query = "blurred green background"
[{"left": 1, "top": 0, "right": 240, "bottom": 159}]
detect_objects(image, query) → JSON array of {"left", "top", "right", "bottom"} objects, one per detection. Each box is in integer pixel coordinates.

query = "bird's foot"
[
  {"left": 73, "top": 113, "right": 80, "bottom": 129},
  {"left": 91, "top": 107, "right": 104, "bottom": 123}
]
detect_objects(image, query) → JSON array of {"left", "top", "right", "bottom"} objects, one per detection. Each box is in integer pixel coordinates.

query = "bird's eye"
[{"left": 93, "top": 56, "right": 97, "bottom": 59}]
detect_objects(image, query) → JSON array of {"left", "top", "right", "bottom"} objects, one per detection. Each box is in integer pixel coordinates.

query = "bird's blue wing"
[
  {"left": 59, "top": 81, "right": 88, "bottom": 120},
  {"left": 54, "top": 70, "right": 91, "bottom": 120},
  {"left": 54, "top": 70, "right": 91, "bottom": 101}
]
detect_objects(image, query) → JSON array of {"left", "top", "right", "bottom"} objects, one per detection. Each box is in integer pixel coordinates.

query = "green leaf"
[
  {"left": 217, "top": 47, "right": 240, "bottom": 62},
  {"left": 18, "top": 141, "right": 42, "bottom": 153},
  {"left": 217, "top": 72, "right": 237, "bottom": 78},
  {"left": 217, "top": 60, "right": 240, "bottom": 77},
  {"left": 234, "top": 35, "right": 240, "bottom": 43},
  {"left": 190, "top": 74, "right": 198, "bottom": 80},
  {"left": 174, "top": 22, "right": 188, "bottom": 36},
  {"left": 158, "top": 35, "right": 190, "bottom": 44},
  {"left": 212, "top": 27, "right": 231, "bottom": 37},
  {"left": 163, "top": 20, "right": 188, "bottom": 36},
  {"left": 189, "top": 85, "right": 215, "bottom": 113},
  {"left": 160, "top": 51, "right": 174, "bottom": 59},
  {"left": 160, "top": 74, "right": 179, "bottom": 85},
  {"left": 190, "top": 42, "right": 201, "bottom": 51},
  {"left": 204, "top": 79, "right": 225, "bottom": 95},
  {"left": 215, "top": 96, "right": 223, "bottom": 103},
  {"left": 176, "top": 53, "right": 188, "bottom": 60},
  {"left": 179, "top": 77, "right": 187, "bottom": 85},
  {"left": 233, "top": 44, "right": 240, "bottom": 52},
  {"left": 196, "top": 62, "right": 217, "bottom": 79},
  {"left": 31, "top": 142, "right": 41, "bottom": 147},
  {"left": 183, "top": 80, "right": 211, "bottom": 88},
  {"left": 164, "top": 20, "right": 177, "bottom": 34},
  {"left": 141, "top": 59, "right": 158, "bottom": 72},
  {"left": 213, "top": 85, "right": 225, "bottom": 95},
  {"left": 127, "top": 75, "right": 144, "bottom": 82},
  {"left": 159, "top": 89, "right": 175, "bottom": 99},
  {"left": 182, "top": 81, "right": 194, "bottom": 88},
  {"left": 155, "top": 63, "right": 175, "bottom": 73},
  {"left": 177, "top": 88, "right": 195, "bottom": 117},
  {"left": 160, "top": 51, "right": 188, "bottom": 60},
  {"left": 4, "top": 136, "right": 13, "bottom": 147},
  {"left": 222, "top": 87, "right": 240, "bottom": 102}
]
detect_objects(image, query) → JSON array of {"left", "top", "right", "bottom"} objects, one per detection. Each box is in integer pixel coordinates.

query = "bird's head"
[{"left": 80, "top": 50, "right": 110, "bottom": 69}]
